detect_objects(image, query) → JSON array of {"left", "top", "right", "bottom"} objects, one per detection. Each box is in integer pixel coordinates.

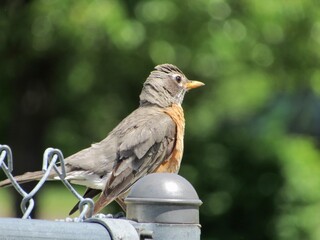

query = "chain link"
[{"left": 0, "top": 144, "right": 94, "bottom": 221}]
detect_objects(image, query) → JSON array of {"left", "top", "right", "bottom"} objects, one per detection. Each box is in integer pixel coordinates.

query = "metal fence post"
[{"left": 125, "top": 173, "right": 202, "bottom": 240}]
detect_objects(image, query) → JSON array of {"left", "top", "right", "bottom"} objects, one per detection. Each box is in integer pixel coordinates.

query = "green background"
[{"left": 1, "top": 0, "right": 320, "bottom": 239}]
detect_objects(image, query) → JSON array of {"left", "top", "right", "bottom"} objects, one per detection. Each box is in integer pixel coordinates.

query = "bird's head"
[{"left": 139, "top": 64, "right": 204, "bottom": 107}]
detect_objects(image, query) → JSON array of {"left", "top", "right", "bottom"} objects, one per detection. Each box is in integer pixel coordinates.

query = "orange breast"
[{"left": 155, "top": 104, "right": 185, "bottom": 173}]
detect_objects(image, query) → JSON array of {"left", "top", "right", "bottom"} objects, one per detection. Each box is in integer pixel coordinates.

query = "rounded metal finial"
[{"left": 125, "top": 173, "right": 202, "bottom": 224}]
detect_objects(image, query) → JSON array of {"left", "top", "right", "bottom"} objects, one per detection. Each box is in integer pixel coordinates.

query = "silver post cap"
[{"left": 125, "top": 173, "right": 202, "bottom": 224}]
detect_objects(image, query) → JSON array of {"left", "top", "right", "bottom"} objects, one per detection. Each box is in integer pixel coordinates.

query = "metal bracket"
[{"left": 86, "top": 216, "right": 140, "bottom": 240}]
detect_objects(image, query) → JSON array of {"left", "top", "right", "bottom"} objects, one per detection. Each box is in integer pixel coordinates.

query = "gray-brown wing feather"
[
  {"left": 62, "top": 106, "right": 175, "bottom": 191},
  {"left": 103, "top": 108, "right": 176, "bottom": 200},
  {"left": 64, "top": 137, "right": 118, "bottom": 176}
]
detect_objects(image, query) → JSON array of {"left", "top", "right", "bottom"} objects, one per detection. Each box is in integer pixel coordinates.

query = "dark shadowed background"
[{"left": 1, "top": 0, "right": 320, "bottom": 239}]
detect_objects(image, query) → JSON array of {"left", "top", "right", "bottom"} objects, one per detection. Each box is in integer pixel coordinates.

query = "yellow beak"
[{"left": 185, "top": 80, "right": 205, "bottom": 90}]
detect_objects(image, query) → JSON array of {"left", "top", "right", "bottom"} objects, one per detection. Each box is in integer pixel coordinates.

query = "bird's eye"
[{"left": 175, "top": 75, "right": 182, "bottom": 83}]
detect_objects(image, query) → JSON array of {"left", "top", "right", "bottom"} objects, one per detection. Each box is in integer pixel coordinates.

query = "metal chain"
[{"left": 0, "top": 144, "right": 94, "bottom": 221}]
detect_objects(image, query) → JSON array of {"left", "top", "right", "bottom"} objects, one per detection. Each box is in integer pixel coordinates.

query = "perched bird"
[{"left": 0, "top": 64, "right": 204, "bottom": 214}]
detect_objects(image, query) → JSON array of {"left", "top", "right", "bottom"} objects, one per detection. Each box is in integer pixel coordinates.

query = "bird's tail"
[
  {"left": 0, "top": 171, "right": 45, "bottom": 188},
  {"left": 94, "top": 193, "right": 115, "bottom": 214}
]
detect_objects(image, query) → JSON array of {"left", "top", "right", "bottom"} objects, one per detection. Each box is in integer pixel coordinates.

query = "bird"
[{"left": 0, "top": 63, "right": 204, "bottom": 215}]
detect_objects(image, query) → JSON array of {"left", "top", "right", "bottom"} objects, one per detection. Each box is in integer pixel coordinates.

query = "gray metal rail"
[{"left": 0, "top": 218, "right": 113, "bottom": 240}]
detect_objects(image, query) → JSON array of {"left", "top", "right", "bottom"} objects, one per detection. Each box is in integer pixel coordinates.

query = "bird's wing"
[
  {"left": 64, "top": 136, "right": 118, "bottom": 176},
  {"left": 94, "top": 107, "right": 177, "bottom": 212},
  {"left": 63, "top": 106, "right": 176, "bottom": 213},
  {"left": 64, "top": 106, "right": 175, "bottom": 175}
]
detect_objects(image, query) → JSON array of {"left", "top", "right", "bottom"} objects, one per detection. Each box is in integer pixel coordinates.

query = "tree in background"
[{"left": 1, "top": 0, "right": 320, "bottom": 239}]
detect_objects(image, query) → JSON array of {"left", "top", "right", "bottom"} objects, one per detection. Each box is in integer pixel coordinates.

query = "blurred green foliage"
[{"left": 1, "top": 0, "right": 320, "bottom": 239}]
